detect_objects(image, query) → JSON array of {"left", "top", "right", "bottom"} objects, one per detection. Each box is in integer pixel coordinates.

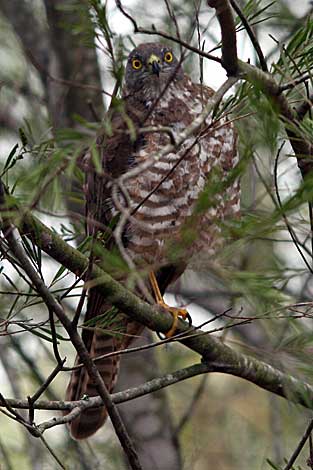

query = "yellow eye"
[
  {"left": 132, "top": 58, "right": 142, "bottom": 70},
  {"left": 164, "top": 51, "right": 173, "bottom": 63}
]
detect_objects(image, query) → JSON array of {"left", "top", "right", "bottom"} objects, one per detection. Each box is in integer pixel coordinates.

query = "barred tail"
[
  {"left": 64, "top": 292, "right": 121, "bottom": 439},
  {"left": 65, "top": 330, "right": 120, "bottom": 439}
]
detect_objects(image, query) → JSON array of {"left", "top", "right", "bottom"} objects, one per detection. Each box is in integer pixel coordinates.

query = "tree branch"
[
  {"left": 0, "top": 211, "right": 142, "bottom": 470},
  {"left": 284, "top": 419, "right": 313, "bottom": 470},
  {"left": 207, "top": 0, "right": 238, "bottom": 75},
  {"left": 229, "top": 0, "right": 267, "bottom": 72},
  {"left": 115, "top": 0, "right": 222, "bottom": 64},
  {"left": 1, "top": 356, "right": 313, "bottom": 436},
  {"left": 2, "top": 196, "right": 313, "bottom": 412},
  {"left": 238, "top": 60, "right": 312, "bottom": 178}
]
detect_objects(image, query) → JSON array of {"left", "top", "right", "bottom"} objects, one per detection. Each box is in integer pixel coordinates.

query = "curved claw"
[
  {"left": 156, "top": 306, "right": 191, "bottom": 339},
  {"left": 165, "top": 307, "right": 188, "bottom": 338},
  {"left": 149, "top": 271, "right": 192, "bottom": 338},
  {"left": 185, "top": 312, "right": 192, "bottom": 328}
]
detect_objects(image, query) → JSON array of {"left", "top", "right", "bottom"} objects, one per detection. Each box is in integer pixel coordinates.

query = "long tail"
[{"left": 64, "top": 291, "right": 121, "bottom": 440}]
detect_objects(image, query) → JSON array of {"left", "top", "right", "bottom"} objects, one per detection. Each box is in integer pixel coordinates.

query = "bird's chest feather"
[
  {"left": 120, "top": 80, "right": 238, "bottom": 265},
  {"left": 123, "top": 86, "right": 210, "bottom": 260}
]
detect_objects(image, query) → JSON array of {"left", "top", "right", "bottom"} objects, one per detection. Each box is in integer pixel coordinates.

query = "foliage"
[{"left": 1, "top": 0, "right": 313, "bottom": 469}]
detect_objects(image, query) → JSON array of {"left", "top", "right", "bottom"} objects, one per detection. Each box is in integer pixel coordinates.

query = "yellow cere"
[{"left": 132, "top": 58, "right": 142, "bottom": 70}]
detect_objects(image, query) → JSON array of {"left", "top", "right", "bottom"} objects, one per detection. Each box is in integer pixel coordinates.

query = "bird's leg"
[{"left": 149, "top": 271, "right": 190, "bottom": 337}]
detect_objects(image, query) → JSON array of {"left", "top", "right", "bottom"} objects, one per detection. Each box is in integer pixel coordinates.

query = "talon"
[
  {"left": 162, "top": 305, "right": 189, "bottom": 338},
  {"left": 186, "top": 312, "right": 192, "bottom": 327},
  {"left": 149, "top": 271, "right": 191, "bottom": 338}
]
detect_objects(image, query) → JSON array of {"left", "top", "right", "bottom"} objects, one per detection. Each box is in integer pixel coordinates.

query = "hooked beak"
[
  {"left": 151, "top": 61, "right": 160, "bottom": 76},
  {"left": 148, "top": 54, "right": 161, "bottom": 77}
]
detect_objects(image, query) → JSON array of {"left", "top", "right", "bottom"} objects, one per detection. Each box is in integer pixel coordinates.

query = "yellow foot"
[
  {"left": 149, "top": 271, "right": 191, "bottom": 337},
  {"left": 157, "top": 302, "right": 189, "bottom": 337}
]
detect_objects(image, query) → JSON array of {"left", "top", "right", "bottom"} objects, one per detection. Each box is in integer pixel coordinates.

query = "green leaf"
[
  {"left": 0, "top": 144, "right": 20, "bottom": 177},
  {"left": 20, "top": 323, "right": 57, "bottom": 343},
  {"left": 19, "top": 127, "right": 28, "bottom": 147},
  {"left": 82, "top": 306, "right": 127, "bottom": 339},
  {"left": 38, "top": 326, "right": 69, "bottom": 342},
  {"left": 51, "top": 236, "right": 92, "bottom": 284},
  {"left": 91, "top": 143, "right": 102, "bottom": 174},
  {"left": 266, "top": 459, "right": 282, "bottom": 470}
]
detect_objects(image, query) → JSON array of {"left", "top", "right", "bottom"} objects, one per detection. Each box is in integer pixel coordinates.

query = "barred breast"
[{"left": 122, "top": 76, "right": 239, "bottom": 267}]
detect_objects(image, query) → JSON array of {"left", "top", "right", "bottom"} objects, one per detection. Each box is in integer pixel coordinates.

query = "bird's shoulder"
[
  {"left": 143, "top": 75, "right": 216, "bottom": 129},
  {"left": 94, "top": 95, "right": 147, "bottom": 178},
  {"left": 173, "top": 74, "right": 215, "bottom": 106}
]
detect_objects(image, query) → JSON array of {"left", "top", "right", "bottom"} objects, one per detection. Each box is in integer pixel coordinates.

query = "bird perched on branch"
[{"left": 65, "top": 42, "right": 240, "bottom": 439}]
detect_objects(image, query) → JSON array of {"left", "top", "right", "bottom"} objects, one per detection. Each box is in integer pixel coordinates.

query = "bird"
[{"left": 64, "top": 42, "right": 240, "bottom": 439}]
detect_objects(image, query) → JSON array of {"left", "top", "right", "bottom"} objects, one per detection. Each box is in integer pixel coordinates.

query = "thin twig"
[
  {"left": 48, "top": 307, "right": 64, "bottom": 365},
  {"left": 5, "top": 197, "right": 313, "bottom": 417},
  {"left": 25, "top": 47, "right": 111, "bottom": 98},
  {"left": 0, "top": 215, "right": 142, "bottom": 470},
  {"left": 229, "top": 0, "right": 267, "bottom": 71},
  {"left": 38, "top": 434, "right": 66, "bottom": 470},
  {"left": 280, "top": 73, "right": 312, "bottom": 93},
  {"left": 297, "top": 93, "right": 313, "bottom": 121},
  {"left": 174, "top": 374, "right": 208, "bottom": 435},
  {"left": 30, "top": 358, "right": 66, "bottom": 404},
  {"left": 273, "top": 143, "right": 313, "bottom": 273},
  {"left": 115, "top": 0, "right": 221, "bottom": 64},
  {"left": 118, "top": 76, "right": 238, "bottom": 184},
  {"left": 284, "top": 419, "right": 313, "bottom": 470}
]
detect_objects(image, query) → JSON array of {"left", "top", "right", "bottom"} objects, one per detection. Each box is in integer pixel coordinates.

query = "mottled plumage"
[{"left": 65, "top": 43, "right": 239, "bottom": 439}]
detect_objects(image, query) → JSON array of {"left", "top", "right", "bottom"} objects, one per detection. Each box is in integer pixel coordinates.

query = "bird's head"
[{"left": 124, "top": 43, "right": 183, "bottom": 99}]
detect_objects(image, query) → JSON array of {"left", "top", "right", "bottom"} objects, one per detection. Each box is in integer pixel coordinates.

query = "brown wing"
[
  {"left": 64, "top": 100, "right": 147, "bottom": 439},
  {"left": 65, "top": 74, "right": 239, "bottom": 440}
]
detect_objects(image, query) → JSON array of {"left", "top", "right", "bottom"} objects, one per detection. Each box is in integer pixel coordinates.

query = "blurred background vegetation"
[{"left": 1, "top": 0, "right": 313, "bottom": 469}]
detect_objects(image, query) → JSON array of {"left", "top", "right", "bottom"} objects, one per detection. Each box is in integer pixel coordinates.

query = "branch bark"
[
  {"left": 1, "top": 347, "right": 313, "bottom": 431},
  {"left": 2, "top": 199, "right": 313, "bottom": 412},
  {"left": 229, "top": 0, "right": 268, "bottom": 71},
  {"left": 207, "top": 0, "right": 238, "bottom": 75},
  {"left": 0, "top": 214, "right": 142, "bottom": 470},
  {"left": 238, "top": 60, "right": 313, "bottom": 178}
]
